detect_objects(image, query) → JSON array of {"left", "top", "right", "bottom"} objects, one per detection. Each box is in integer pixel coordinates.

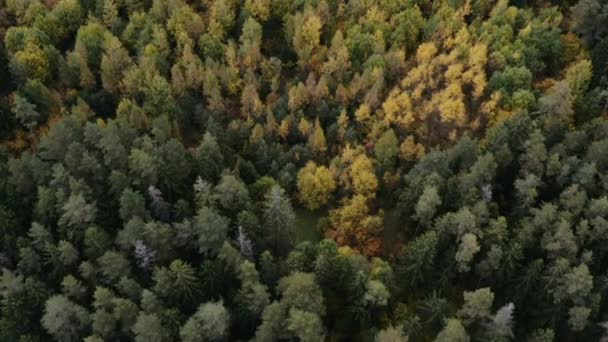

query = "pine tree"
[
  {"left": 263, "top": 185, "right": 295, "bottom": 255},
  {"left": 13, "top": 94, "right": 40, "bottom": 131}
]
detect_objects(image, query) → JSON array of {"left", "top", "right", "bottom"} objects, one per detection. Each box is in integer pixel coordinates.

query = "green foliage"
[
  {"left": 255, "top": 272, "right": 326, "bottom": 340},
  {"left": 195, "top": 132, "right": 224, "bottom": 181},
  {"left": 375, "top": 129, "right": 399, "bottom": 174},
  {"left": 42, "top": 0, "right": 83, "bottom": 43},
  {"left": 458, "top": 287, "right": 494, "bottom": 322},
  {"left": 132, "top": 312, "right": 169, "bottom": 342},
  {"left": 1, "top": 0, "right": 608, "bottom": 341},
  {"left": 415, "top": 186, "right": 441, "bottom": 225},
  {"left": 13, "top": 93, "right": 40, "bottom": 130},
  {"left": 395, "top": 231, "right": 439, "bottom": 289},
  {"left": 180, "top": 301, "right": 230, "bottom": 342},
  {"left": 9, "top": 41, "right": 50, "bottom": 82},
  {"left": 101, "top": 32, "right": 131, "bottom": 94},
  {"left": 98, "top": 250, "right": 131, "bottom": 283},
  {"left": 193, "top": 206, "right": 230, "bottom": 254},
  {"left": 41, "top": 295, "right": 90, "bottom": 342},
  {"left": 153, "top": 259, "right": 199, "bottom": 303},
  {"left": 263, "top": 184, "right": 296, "bottom": 255},
  {"left": 213, "top": 174, "right": 251, "bottom": 214}
]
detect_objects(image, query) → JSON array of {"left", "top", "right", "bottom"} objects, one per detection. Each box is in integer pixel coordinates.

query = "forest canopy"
[{"left": 1, "top": 0, "right": 608, "bottom": 340}]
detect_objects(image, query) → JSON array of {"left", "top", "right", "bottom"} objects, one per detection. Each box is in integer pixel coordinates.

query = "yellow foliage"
[
  {"left": 382, "top": 90, "right": 414, "bottom": 128},
  {"left": 337, "top": 109, "right": 349, "bottom": 140},
  {"left": 245, "top": 0, "right": 270, "bottom": 22},
  {"left": 279, "top": 119, "right": 290, "bottom": 140},
  {"left": 472, "top": 72, "right": 487, "bottom": 98},
  {"left": 13, "top": 41, "right": 49, "bottom": 81},
  {"left": 288, "top": 82, "right": 308, "bottom": 112},
  {"left": 362, "top": 6, "right": 386, "bottom": 26},
  {"left": 292, "top": 7, "right": 323, "bottom": 68},
  {"left": 337, "top": 245, "right": 356, "bottom": 257},
  {"left": 297, "top": 161, "right": 336, "bottom": 210},
  {"left": 308, "top": 117, "right": 327, "bottom": 154},
  {"left": 355, "top": 104, "right": 371, "bottom": 124},
  {"left": 335, "top": 83, "right": 350, "bottom": 104},
  {"left": 249, "top": 123, "right": 264, "bottom": 144},
  {"left": 264, "top": 110, "right": 278, "bottom": 136},
  {"left": 300, "top": 13, "right": 322, "bottom": 46},
  {"left": 400, "top": 135, "right": 425, "bottom": 162},
  {"left": 322, "top": 30, "right": 351, "bottom": 81},
  {"left": 224, "top": 42, "right": 243, "bottom": 95},
  {"left": 437, "top": 82, "right": 466, "bottom": 125},
  {"left": 469, "top": 43, "right": 488, "bottom": 67},
  {"left": 416, "top": 42, "right": 438, "bottom": 64},
  {"left": 349, "top": 154, "right": 378, "bottom": 197},
  {"left": 329, "top": 194, "right": 383, "bottom": 256},
  {"left": 240, "top": 83, "right": 264, "bottom": 118},
  {"left": 392, "top": 25, "right": 491, "bottom": 146},
  {"left": 446, "top": 63, "right": 464, "bottom": 81},
  {"left": 314, "top": 75, "right": 329, "bottom": 101},
  {"left": 298, "top": 118, "right": 312, "bottom": 138},
  {"left": 340, "top": 144, "right": 358, "bottom": 165}
]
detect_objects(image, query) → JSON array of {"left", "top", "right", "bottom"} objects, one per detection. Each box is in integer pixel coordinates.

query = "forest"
[{"left": 1, "top": 0, "right": 608, "bottom": 340}]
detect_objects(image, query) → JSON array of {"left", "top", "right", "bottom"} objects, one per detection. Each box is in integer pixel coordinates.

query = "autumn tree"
[
  {"left": 297, "top": 161, "right": 336, "bottom": 210},
  {"left": 329, "top": 194, "right": 383, "bottom": 255},
  {"left": 240, "top": 17, "right": 263, "bottom": 70},
  {"left": 8, "top": 40, "right": 51, "bottom": 82},
  {"left": 101, "top": 32, "right": 131, "bottom": 94},
  {"left": 308, "top": 117, "right": 327, "bottom": 156},
  {"left": 382, "top": 28, "right": 494, "bottom": 147},
  {"left": 349, "top": 153, "right": 378, "bottom": 197},
  {"left": 289, "top": 6, "right": 324, "bottom": 70}
]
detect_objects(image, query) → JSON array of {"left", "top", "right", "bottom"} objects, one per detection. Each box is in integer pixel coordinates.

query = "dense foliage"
[{"left": 1, "top": 0, "right": 608, "bottom": 340}]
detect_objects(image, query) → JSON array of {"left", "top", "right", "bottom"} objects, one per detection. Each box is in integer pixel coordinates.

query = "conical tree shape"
[{"left": 308, "top": 117, "right": 327, "bottom": 155}]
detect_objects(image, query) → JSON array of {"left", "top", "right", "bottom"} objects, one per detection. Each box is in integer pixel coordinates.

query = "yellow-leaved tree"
[
  {"left": 308, "top": 117, "right": 327, "bottom": 156},
  {"left": 381, "top": 27, "right": 497, "bottom": 147},
  {"left": 328, "top": 148, "right": 383, "bottom": 256},
  {"left": 329, "top": 194, "right": 383, "bottom": 256},
  {"left": 297, "top": 161, "right": 336, "bottom": 210}
]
